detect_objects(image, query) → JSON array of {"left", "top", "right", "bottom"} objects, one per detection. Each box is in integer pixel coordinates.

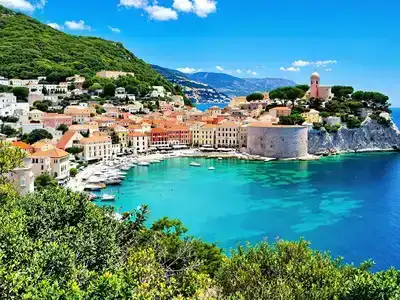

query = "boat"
[
  {"left": 190, "top": 162, "right": 201, "bottom": 167},
  {"left": 218, "top": 157, "right": 223, "bottom": 160},
  {"left": 208, "top": 166, "right": 215, "bottom": 170},
  {"left": 105, "top": 178, "right": 122, "bottom": 185},
  {"left": 89, "top": 193, "right": 98, "bottom": 201},
  {"left": 101, "top": 194, "right": 115, "bottom": 201},
  {"left": 138, "top": 162, "right": 150, "bottom": 166},
  {"left": 121, "top": 165, "right": 130, "bottom": 171},
  {"left": 150, "top": 160, "right": 161, "bottom": 163},
  {"left": 84, "top": 184, "right": 102, "bottom": 191}
]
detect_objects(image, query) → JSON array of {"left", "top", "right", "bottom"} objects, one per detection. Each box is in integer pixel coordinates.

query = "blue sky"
[{"left": 2, "top": 0, "right": 400, "bottom": 105}]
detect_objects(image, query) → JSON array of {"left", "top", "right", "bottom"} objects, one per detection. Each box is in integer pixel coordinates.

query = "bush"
[
  {"left": 69, "top": 168, "right": 78, "bottom": 177},
  {"left": 346, "top": 116, "right": 362, "bottom": 129},
  {"left": 320, "top": 111, "right": 330, "bottom": 118},
  {"left": 278, "top": 114, "right": 305, "bottom": 125},
  {"left": 312, "top": 122, "right": 323, "bottom": 130},
  {"left": 324, "top": 123, "right": 341, "bottom": 133}
]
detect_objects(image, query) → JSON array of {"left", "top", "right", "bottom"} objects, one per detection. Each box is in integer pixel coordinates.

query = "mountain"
[
  {"left": 151, "top": 65, "right": 231, "bottom": 103},
  {"left": 0, "top": 5, "right": 176, "bottom": 93},
  {"left": 188, "top": 72, "right": 296, "bottom": 97}
]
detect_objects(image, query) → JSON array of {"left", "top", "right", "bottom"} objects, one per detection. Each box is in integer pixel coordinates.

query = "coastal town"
[{"left": 0, "top": 70, "right": 394, "bottom": 196}]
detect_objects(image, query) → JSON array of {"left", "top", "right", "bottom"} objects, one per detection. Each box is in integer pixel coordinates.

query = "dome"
[{"left": 311, "top": 71, "right": 320, "bottom": 79}]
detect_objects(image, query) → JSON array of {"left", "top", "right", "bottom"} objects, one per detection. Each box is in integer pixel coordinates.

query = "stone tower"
[{"left": 310, "top": 71, "right": 320, "bottom": 98}]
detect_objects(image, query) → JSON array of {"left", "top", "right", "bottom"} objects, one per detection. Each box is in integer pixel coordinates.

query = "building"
[
  {"left": 56, "top": 131, "right": 83, "bottom": 150},
  {"left": 216, "top": 121, "right": 239, "bottom": 148},
  {"left": 150, "top": 127, "right": 168, "bottom": 147},
  {"left": 301, "top": 109, "right": 322, "bottom": 123},
  {"left": 171, "top": 95, "right": 184, "bottom": 107},
  {"left": 196, "top": 124, "right": 217, "bottom": 146},
  {"left": 269, "top": 107, "right": 292, "bottom": 119},
  {"left": 238, "top": 125, "right": 248, "bottom": 148},
  {"left": 229, "top": 96, "right": 247, "bottom": 108},
  {"left": 247, "top": 123, "right": 308, "bottom": 158},
  {"left": 29, "top": 109, "right": 44, "bottom": 122},
  {"left": 64, "top": 106, "right": 93, "bottom": 124},
  {"left": 22, "top": 123, "right": 44, "bottom": 134},
  {"left": 127, "top": 132, "right": 149, "bottom": 153},
  {"left": 115, "top": 87, "right": 127, "bottom": 99},
  {"left": 96, "top": 70, "right": 134, "bottom": 79},
  {"left": 150, "top": 86, "right": 166, "bottom": 98},
  {"left": 12, "top": 141, "right": 34, "bottom": 154},
  {"left": 66, "top": 75, "right": 86, "bottom": 89},
  {"left": 0, "top": 93, "right": 17, "bottom": 116},
  {"left": 206, "top": 106, "right": 222, "bottom": 117},
  {"left": 166, "top": 125, "right": 190, "bottom": 145},
  {"left": 8, "top": 157, "right": 35, "bottom": 195},
  {"left": 42, "top": 113, "right": 73, "bottom": 128},
  {"left": 0, "top": 76, "right": 8, "bottom": 86},
  {"left": 32, "top": 139, "right": 56, "bottom": 152},
  {"left": 9, "top": 79, "right": 24, "bottom": 87},
  {"left": 80, "top": 135, "right": 112, "bottom": 161},
  {"left": 308, "top": 72, "right": 333, "bottom": 101},
  {"left": 114, "top": 125, "right": 129, "bottom": 148},
  {"left": 30, "top": 148, "right": 70, "bottom": 183}
]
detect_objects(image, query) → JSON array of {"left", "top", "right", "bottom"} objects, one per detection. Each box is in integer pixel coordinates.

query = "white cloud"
[
  {"left": 236, "top": 69, "right": 242, "bottom": 74},
  {"left": 0, "top": 0, "right": 46, "bottom": 12},
  {"left": 246, "top": 70, "right": 257, "bottom": 76},
  {"left": 173, "top": 0, "right": 193, "bottom": 12},
  {"left": 108, "top": 26, "right": 121, "bottom": 33},
  {"left": 177, "top": 67, "right": 201, "bottom": 73},
  {"left": 280, "top": 66, "right": 300, "bottom": 72},
  {"left": 216, "top": 65, "right": 224, "bottom": 71},
  {"left": 193, "top": 0, "right": 216, "bottom": 17},
  {"left": 65, "top": 20, "right": 92, "bottom": 31},
  {"left": 119, "top": 0, "right": 148, "bottom": 8},
  {"left": 291, "top": 59, "right": 337, "bottom": 68},
  {"left": 325, "top": 68, "right": 332, "bottom": 72},
  {"left": 292, "top": 60, "right": 310, "bottom": 67},
  {"left": 144, "top": 5, "right": 178, "bottom": 21},
  {"left": 47, "top": 22, "right": 64, "bottom": 30}
]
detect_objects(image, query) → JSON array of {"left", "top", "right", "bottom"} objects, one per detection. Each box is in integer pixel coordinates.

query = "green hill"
[{"left": 0, "top": 5, "right": 176, "bottom": 93}]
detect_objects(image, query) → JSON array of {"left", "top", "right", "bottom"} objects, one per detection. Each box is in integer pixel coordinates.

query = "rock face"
[{"left": 308, "top": 118, "right": 400, "bottom": 154}]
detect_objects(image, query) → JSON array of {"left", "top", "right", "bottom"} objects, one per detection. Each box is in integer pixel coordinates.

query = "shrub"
[
  {"left": 346, "top": 116, "right": 362, "bottom": 128},
  {"left": 69, "top": 168, "right": 78, "bottom": 177},
  {"left": 313, "top": 122, "right": 323, "bottom": 130},
  {"left": 324, "top": 123, "right": 341, "bottom": 133}
]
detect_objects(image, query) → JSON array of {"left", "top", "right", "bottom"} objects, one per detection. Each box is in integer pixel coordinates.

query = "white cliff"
[{"left": 308, "top": 118, "right": 400, "bottom": 154}]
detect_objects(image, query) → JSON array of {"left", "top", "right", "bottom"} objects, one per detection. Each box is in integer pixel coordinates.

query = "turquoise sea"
[{"left": 96, "top": 107, "right": 400, "bottom": 271}]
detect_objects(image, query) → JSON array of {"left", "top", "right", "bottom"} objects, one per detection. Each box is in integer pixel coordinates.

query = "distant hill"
[
  {"left": 151, "top": 65, "right": 231, "bottom": 104},
  {"left": 188, "top": 72, "right": 296, "bottom": 97},
  {"left": 0, "top": 5, "right": 176, "bottom": 93}
]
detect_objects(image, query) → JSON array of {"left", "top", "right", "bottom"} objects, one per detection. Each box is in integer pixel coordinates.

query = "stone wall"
[
  {"left": 308, "top": 118, "right": 400, "bottom": 154},
  {"left": 247, "top": 126, "right": 308, "bottom": 158}
]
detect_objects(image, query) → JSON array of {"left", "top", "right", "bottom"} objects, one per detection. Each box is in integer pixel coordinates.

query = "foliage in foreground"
[{"left": 0, "top": 187, "right": 400, "bottom": 299}]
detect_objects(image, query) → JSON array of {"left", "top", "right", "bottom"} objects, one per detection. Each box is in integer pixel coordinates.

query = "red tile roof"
[{"left": 56, "top": 131, "right": 77, "bottom": 149}]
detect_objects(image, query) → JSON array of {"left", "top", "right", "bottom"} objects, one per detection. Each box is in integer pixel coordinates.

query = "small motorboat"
[
  {"left": 121, "top": 165, "right": 130, "bottom": 171},
  {"left": 190, "top": 162, "right": 201, "bottom": 167},
  {"left": 89, "top": 193, "right": 98, "bottom": 201},
  {"left": 208, "top": 166, "right": 215, "bottom": 170},
  {"left": 138, "top": 162, "right": 150, "bottom": 166},
  {"left": 101, "top": 194, "right": 115, "bottom": 201},
  {"left": 218, "top": 157, "right": 223, "bottom": 160}
]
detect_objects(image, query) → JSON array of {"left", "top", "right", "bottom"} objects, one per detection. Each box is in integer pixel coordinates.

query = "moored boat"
[
  {"left": 101, "top": 193, "right": 115, "bottom": 201},
  {"left": 190, "top": 162, "right": 201, "bottom": 167}
]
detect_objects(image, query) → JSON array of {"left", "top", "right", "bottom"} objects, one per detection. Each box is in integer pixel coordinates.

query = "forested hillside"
[{"left": 0, "top": 5, "right": 176, "bottom": 93}]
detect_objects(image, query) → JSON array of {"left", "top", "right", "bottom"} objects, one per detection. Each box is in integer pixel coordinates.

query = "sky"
[{"left": 2, "top": 0, "right": 400, "bottom": 105}]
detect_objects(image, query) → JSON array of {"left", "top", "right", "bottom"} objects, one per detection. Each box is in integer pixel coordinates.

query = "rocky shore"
[{"left": 308, "top": 118, "right": 400, "bottom": 155}]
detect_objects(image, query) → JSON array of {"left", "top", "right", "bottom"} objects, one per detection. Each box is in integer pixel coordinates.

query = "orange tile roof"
[
  {"left": 217, "top": 121, "right": 239, "bottom": 128},
  {"left": 151, "top": 128, "right": 166, "bottom": 133},
  {"left": 30, "top": 148, "right": 69, "bottom": 158},
  {"left": 128, "top": 132, "right": 147, "bottom": 137},
  {"left": 202, "top": 124, "right": 217, "bottom": 129},
  {"left": 56, "top": 131, "right": 78, "bottom": 149},
  {"left": 43, "top": 113, "right": 71, "bottom": 119},
  {"left": 80, "top": 136, "right": 111, "bottom": 144},
  {"left": 128, "top": 124, "right": 141, "bottom": 129},
  {"left": 166, "top": 125, "right": 189, "bottom": 131},
  {"left": 12, "top": 141, "right": 33, "bottom": 151},
  {"left": 270, "top": 106, "right": 291, "bottom": 111}
]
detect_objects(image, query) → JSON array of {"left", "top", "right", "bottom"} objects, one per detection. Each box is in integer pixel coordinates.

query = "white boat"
[
  {"left": 218, "top": 157, "right": 223, "bottom": 160},
  {"left": 121, "top": 165, "right": 130, "bottom": 171},
  {"left": 138, "top": 162, "right": 150, "bottom": 166},
  {"left": 190, "top": 162, "right": 201, "bottom": 167},
  {"left": 101, "top": 194, "right": 115, "bottom": 201},
  {"left": 84, "top": 184, "right": 102, "bottom": 191},
  {"left": 150, "top": 160, "right": 161, "bottom": 163},
  {"left": 208, "top": 166, "right": 215, "bottom": 170}
]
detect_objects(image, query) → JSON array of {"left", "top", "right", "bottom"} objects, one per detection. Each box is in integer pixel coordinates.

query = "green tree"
[
  {"left": 270, "top": 87, "right": 305, "bottom": 101},
  {"left": 246, "top": 92, "right": 264, "bottom": 101},
  {"left": 22, "top": 129, "right": 53, "bottom": 144},
  {"left": 88, "top": 83, "right": 103, "bottom": 92},
  {"left": 346, "top": 116, "right": 362, "bottom": 128},
  {"left": 103, "top": 83, "right": 116, "bottom": 97},
  {"left": 34, "top": 173, "right": 58, "bottom": 191},
  {"left": 278, "top": 115, "right": 305, "bottom": 125},
  {"left": 69, "top": 168, "right": 78, "bottom": 177},
  {"left": 0, "top": 124, "right": 18, "bottom": 137},
  {"left": 65, "top": 146, "right": 83, "bottom": 155},
  {"left": 33, "top": 100, "right": 49, "bottom": 112},
  {"left": 57, "top": 124, "right": 69, "bottom": 134},
  {"left": 125, "top": 84, "right": 138, "bottom": 95},
  {"left": 0, "top": 141, "right": 25, "bottom": 184},
  {"left": 12, "top": 87, "right": 29, "bottom": 101},
  {"left": 295, "top": 84, "right": 310, "bottom": 92}
]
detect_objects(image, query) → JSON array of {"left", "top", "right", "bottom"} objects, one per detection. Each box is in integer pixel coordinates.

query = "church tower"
[{"left": 310, "top": 71, "right": 320, "bottom": 98}]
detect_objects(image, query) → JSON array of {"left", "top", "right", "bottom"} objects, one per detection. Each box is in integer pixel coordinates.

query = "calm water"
[{"left": 95, "top": 107, "right": 400, "bottom": 270}]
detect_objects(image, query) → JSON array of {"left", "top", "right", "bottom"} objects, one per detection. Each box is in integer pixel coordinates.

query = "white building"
[
  {"left": 128, "top": 132, "right": 149, "bottom": 153},
  {"left": 8, "top": 157, "right": 35, "bottom": 195},
  {"left": 150, "top": 86, "right": 166, "bottom": 98},
  {"left": 80, "top": 135, "right": 112, "bottom": 161},
  {"left": 115, "top": 87, "right": 127, "bottom": 99},
  {"left": 0, "top": 76, "right": 9, "bottom": 86},
  {"left": 0, "top": 93, "right": 17, "bottom": 117},
  {"left": 9, "top": 79, "right": 24, "bottom": 87}
]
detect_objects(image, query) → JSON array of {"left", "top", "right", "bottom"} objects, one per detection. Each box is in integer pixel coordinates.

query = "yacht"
[
  {"left": 208, "top": 166, "right": 215, "bottom": 170},
  {"left": 101, "top": 194, "right": 115, "bottom": 201},
  {"left": 138, "top": 162, "right": 150, "bottom": 166},
  {"left": 190, "top": 162, "right": 201, "bottom": 167}
]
